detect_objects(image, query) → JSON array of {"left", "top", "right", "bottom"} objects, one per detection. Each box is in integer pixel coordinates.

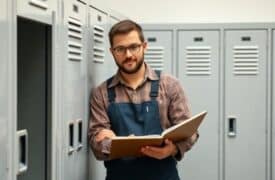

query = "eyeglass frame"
[{"left": 111, "top": 43, "right": 145, "bottom": 56}]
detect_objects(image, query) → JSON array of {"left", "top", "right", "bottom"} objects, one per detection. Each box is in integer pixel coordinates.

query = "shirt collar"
[{"left": 107, "top": 63, "right": 159, "bottom": 88}]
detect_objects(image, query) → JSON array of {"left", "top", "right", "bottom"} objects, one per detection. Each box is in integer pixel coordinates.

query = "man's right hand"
[{"left": 95, "top": 129, "right": 116, "bottom": 143}]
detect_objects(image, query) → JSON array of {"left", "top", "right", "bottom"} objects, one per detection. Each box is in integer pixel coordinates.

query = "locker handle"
[
  {"left": 228, "top": 117, "right": 237, "bottom": 137},
  {"left": 77, "top": 119, "right": 83, "bottom": 150},
  {"left": 73, "top": 4, "right": 79, "bottom": 13},
  {"left": 68, "top": 122, "right": 75, "bottom": 154},
  {"left": 17, "top": 129, "right": 28, "bottom": 175}
]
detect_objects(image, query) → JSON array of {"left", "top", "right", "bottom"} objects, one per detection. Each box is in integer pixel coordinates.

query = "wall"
[{"left": 91, "top": 0, "right": 275, "bottom": 23}]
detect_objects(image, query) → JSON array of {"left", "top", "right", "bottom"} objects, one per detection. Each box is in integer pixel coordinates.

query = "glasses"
[{"left": 112, "top": 43, "right": 143, "bottom": 56}]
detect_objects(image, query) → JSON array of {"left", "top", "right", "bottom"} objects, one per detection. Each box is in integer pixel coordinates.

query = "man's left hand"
[{"left": 141, "top": 139, "right": 178, "bottom": 160}]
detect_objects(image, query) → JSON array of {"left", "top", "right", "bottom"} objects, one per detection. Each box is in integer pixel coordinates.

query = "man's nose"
[{"left": 125, "top": 48, "right": 133, "bottom": 57}]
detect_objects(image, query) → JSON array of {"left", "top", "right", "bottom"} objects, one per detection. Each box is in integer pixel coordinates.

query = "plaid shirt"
[{"left": 88, "top": 63, "right": 198, "bottom": 160}]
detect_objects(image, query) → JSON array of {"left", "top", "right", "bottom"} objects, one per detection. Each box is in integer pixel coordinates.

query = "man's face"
[{"left": 110, "top": 30, "right": 147, "bottom": 74}]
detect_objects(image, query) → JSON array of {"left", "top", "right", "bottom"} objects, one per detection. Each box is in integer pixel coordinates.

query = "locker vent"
[
  {"left": 144, "top": 46, "right": 164, "bottom": 71},
  {"left": 185, "top": 46, "right": 211, "bottom": 76},
  {"left": 93, "top": 25, "right": 105, "bottom": 63},
  {"left": 233, "top": 45, "right": 259, "bottom": 75},
  {"left": 29, "top": 0, "right": 48, "bottom": 10},
  {"left": 68, "top": 17, "right": 83, "bottom": 61}
]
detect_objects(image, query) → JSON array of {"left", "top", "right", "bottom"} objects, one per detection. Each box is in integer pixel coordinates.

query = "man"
[{"left": 88, "top": 19, "right": 199, "bottom": 180}]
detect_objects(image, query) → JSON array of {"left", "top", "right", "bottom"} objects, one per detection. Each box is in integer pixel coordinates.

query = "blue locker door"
[
  {"left": 224, "top": 30, "right": 267, "bottom": 180},
  {"left": 177, "top": 30, "right": 220, "bottom": 180}
]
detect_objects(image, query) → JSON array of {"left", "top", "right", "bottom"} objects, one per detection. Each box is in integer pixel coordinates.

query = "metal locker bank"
[
  {"left": 1, "top": 0, "right": 275, "bottom": 180},
  {"left": 142, "top": 23, "right": 274, "bottom": 180}
]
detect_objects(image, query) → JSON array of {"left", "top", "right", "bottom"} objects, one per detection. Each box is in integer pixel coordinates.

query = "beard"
[{"left": 115, "top": 54, "right": 144, "bottom": 74}]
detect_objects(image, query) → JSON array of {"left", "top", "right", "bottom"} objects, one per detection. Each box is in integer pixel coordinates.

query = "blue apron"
[{"left": 104, "top": 71, "right": 180, "bottom": 180}]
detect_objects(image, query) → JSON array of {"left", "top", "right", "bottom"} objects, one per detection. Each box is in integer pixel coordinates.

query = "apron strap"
[
  {"left": 107, "top": 77, "right": 116, "bottom": 103},
  {"left": 150, "top": 70, "right": 161, "bottom": 100}
]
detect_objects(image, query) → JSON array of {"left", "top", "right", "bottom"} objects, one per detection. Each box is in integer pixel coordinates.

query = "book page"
[
  {"left": 162, "top": 111, "right": 207, "bottom": 142},
  {"left": 112, "top": 134, "right": 161, "bottom": 140}
]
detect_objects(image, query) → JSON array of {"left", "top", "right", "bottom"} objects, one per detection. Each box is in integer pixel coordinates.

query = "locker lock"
[
  {"left": 147, "top": 37, "right": 157, "bottom": 42},
  {"left": 241, "top": 36, "right": 251, "bottom": 42},
  {"left": 73, "top": 4, "right": 79, "bottom": 13},
  {"left": 97, "top": 15, "right": 102, "bottom": 22},
  {"left": 193, "top": 37, "right": 203, "bottom": 42}
]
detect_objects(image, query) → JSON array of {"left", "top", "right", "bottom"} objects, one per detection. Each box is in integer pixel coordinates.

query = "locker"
[
  {"left": 224, "top": 30, "right": 268, "bottom": 180},
  {"left": 143, "top": 30, "right": 173, "bottom": 74},
  {"left": 17, "top": 0, "right": 56, "bottom": 24},
  {"left": 177, "top": 30, "right": 220, "bottom": 180},
  {"left": 17, "top": 17, "right": 52, "bottom": 180},
  {"left": 88, "top": 6, "right": 109, "bottom": 86},
  {"left": 88, "top": 7, "right": 112, "bottom": 180},
  {"left": 63, "top": 1, "right": 88, "bottom": 180}
]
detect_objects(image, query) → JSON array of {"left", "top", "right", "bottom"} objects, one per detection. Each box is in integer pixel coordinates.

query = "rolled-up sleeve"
[{"left": 88, "top": 85, "right": 112, "bottom": 160}]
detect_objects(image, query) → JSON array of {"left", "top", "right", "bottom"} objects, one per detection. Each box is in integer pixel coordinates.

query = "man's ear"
[
  {"left": 143, "top": 42, "right": 148, "bottom": 51},
  {"left": 109, "top": 47, "right": 114, "bottom": 56}
]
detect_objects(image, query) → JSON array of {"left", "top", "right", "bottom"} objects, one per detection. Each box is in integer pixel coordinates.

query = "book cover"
[{"left": 109, "top": 110, "right": 207, "bottom": 159}]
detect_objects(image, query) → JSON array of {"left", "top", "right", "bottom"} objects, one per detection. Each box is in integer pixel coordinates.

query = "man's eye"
[
  {"left": 129, "top": 45, "right": 138, "bottom": 50},
  {"left": 116, "top": 47, "right": 125, "bottom": 52}
]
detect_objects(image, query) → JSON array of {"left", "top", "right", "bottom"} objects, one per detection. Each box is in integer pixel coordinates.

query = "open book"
[{"left": 109, "top": 110, "right": 207, "bottom": 159}]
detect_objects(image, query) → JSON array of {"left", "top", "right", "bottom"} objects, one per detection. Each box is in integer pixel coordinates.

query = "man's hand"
[
  {"left": 95, "top": 129, "right": 116, "bottom": 143},
  {"left": 141, "top": 139, "right": 178, "bottom": 160}
]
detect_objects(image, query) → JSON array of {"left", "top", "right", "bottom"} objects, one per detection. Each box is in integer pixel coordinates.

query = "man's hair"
[{"left": 108, "top": 19, "right": 145, "bottom": 47}]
